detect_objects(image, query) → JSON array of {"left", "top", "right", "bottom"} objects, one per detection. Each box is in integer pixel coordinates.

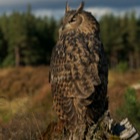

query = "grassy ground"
[
  {"left": 108, "top": 70, "right": 140, "bottom": 119},
  {"left": 0, "top": 67, "right": 140, "bottom": 139}
]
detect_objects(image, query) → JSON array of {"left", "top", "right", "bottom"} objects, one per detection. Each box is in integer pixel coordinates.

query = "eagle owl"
[{"left": 50, "top": 1, "right": 108, "bottom": 133}]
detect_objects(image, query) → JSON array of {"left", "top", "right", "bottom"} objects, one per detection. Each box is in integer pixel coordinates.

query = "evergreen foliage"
[
  {"left": 0, "top": 8, "right": 58, "bottom": 67},
  {"left": 0, "top": 7, "right": 140, "bottom": 68}
]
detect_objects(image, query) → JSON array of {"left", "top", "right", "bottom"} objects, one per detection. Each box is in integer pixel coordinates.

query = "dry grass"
[
  {"left": 0, "top": 66, "right": 56, "bottom": 139},
  {"left": 1, "top": 114, "right": 45, "bottom": 140},
  {"left": 0, "top": 67, "right": 140, "bottom": 139},
  {"left": 0, "top": 66, "right": 49, "bottom": 99}
]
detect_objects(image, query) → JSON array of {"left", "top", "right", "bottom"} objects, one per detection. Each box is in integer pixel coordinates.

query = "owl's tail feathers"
[{"left": 112, "top": 118, "right": 139, "bottom": 140}]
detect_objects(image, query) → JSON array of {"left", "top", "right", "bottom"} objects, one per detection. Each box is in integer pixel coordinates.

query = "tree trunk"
[
  {"left": 128, "top": 52, "right": 134, "bottom": 69},
  {"left": 15, "top": 46, "right": 20, "bottom": 67}
]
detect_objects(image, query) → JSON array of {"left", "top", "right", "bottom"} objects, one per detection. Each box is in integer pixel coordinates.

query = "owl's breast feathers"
[{"left": 50, "top": 32, "right": 108, "bottom": 127}]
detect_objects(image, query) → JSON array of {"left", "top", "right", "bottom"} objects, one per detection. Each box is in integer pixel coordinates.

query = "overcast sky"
[{"left": 0, "top": 0, "right": 140, "bottom": 19}]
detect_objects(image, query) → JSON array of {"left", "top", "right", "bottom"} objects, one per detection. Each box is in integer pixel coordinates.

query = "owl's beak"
[
  {"left": 61, "top": 25, "right": 65, "bottom": 30},
  {"left": 62, "top": 23, "right": 71, "bottom": 30},
  {"left": 59, "top": 24, "right": 70, "bottom": 33},
  {"left": 59, "top": 26, "right": 64, "bottom": 35},
  {"left": 59, "top": 26, "right": 64, "bottom": 33},
  {"left": 61, "top": 24, "right": 69, "bottom": 30}
]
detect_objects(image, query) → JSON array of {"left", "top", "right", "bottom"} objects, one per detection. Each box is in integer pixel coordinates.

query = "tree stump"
[{"left": 41, "top": 111, "right": 139, "bottom": 140}]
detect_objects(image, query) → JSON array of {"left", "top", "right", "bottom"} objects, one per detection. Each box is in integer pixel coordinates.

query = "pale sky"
[{"left": 0, "top": 0, "right": 140, "bottom": 19}]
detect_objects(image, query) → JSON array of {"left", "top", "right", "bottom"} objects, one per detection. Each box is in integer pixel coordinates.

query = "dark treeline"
[
  {"left": 0, "top": 7, "right": 140, "bottom": 69},
  {"left": 100, "top": 12, "right": 140, "bottom": 69},
  {"left": 0, "top": 6, "right": 59, "bottom": 67}
]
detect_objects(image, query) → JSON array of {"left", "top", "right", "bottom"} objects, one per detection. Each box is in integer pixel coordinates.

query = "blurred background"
[{"left": 0, "top": 0, "right": 140, "bottom": 139}]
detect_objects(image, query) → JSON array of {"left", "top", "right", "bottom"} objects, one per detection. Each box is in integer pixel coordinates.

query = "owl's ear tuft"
[
  {"left": 76, "top": 1, "right": 84, "bottom": 13},
  {"left": 65, "top": 1, "right": 71, "bottom": 13}
]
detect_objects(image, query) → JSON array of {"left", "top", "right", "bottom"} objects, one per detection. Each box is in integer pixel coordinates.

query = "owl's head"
[{"left": 59, "top": 2, "right": 99, "bottom": 36}]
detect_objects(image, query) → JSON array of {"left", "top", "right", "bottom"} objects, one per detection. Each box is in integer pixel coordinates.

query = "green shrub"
[
  {"left": 115, "top": 62, "right": 128, "bottom": 73},
  {"left": 116, "top": 87, "right": 140, "bottom": 132}
]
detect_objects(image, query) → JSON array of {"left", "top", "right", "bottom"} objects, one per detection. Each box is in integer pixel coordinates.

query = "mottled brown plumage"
[{"left": 50, "top": 1, "right": 108, "bottom": 137}]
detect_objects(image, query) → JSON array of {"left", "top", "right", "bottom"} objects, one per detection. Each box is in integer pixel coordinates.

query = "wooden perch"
[{"left": 41, "top": 111, "right": 140, "bottom": 140}]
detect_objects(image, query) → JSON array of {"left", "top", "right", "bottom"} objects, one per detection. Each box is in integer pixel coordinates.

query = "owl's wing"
[
  {"left": 66, "top": 35, "right": 108, "bottom": 123},
  {"left": 65, "top": 35, "right": 108, "bottom": 100}
]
